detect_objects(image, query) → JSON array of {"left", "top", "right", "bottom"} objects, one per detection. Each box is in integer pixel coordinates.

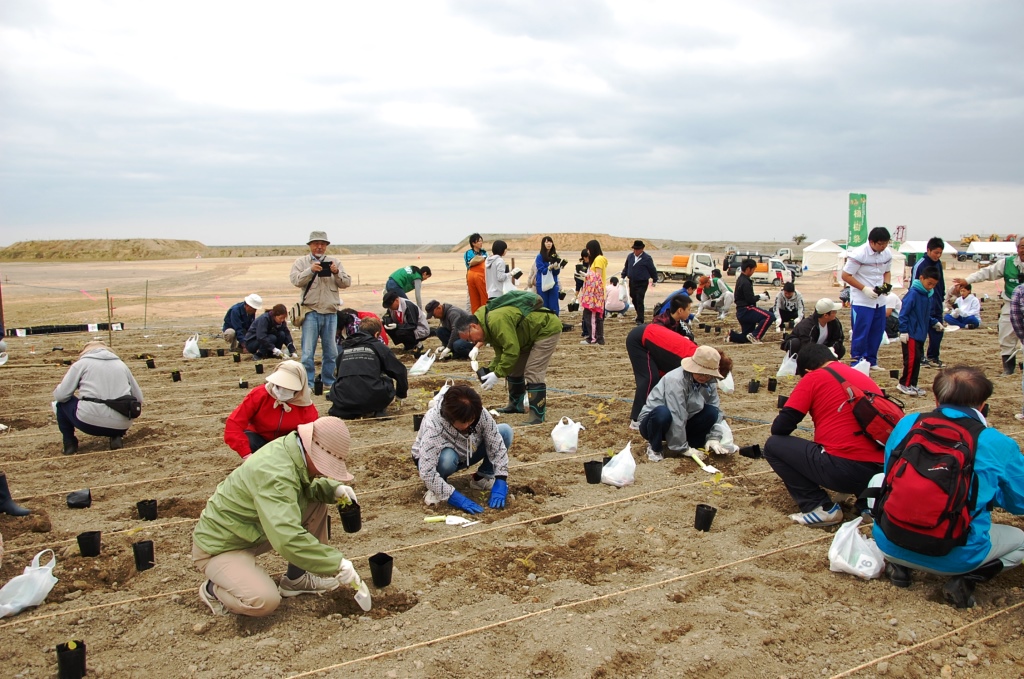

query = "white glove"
[
  {"left": 862, "top": 287, "right": 879, "bottom": 300},
  {"left": 384, "top": 323, "right": 397, "bottom": 331},
  {"left": 336, "top": 558, "right": 362, "bottom": 587},
  {"left": 437, "top": 347, "right": 452, "bottom": 360},
  {"left": 334, "top": 485, "right": 358, "bottom": 504},
  {"left": 933, "top": 322, "right": 944, "bottom": 333},
  {"left": 272, "top": 348, "right": 283, "bottom": 357},
  {"left": 899, "top": 333, "right": 909, "bottom": 344},
  {"left": 468, "top": 346, "right": 480, "bottom": 361},
  {"left": 706, "top": 440, "right": 728, "bottom": 455},
  {"left": 290, "top": 352, "right": 300, "bottom": 359},
  {"left": 480, "top": 371, "right": 499, "bottom": 390},
  {"left": 773, "top": 320, "right": 782, "bottom": 332}
]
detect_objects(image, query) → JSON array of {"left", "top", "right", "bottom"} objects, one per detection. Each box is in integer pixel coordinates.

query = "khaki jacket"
[{"left": 289, "top": 254, "right": 353, "bottom": 314}]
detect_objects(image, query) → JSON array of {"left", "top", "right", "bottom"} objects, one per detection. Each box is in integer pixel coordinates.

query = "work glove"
[
  {"left": 862, "top": 287, "right": 879, "bottom": 300},
  {"left": 933, "top": 322, "right": 945, "bottom": 333},
  {"left": 384, "top": 323, "right": 397, "bottom": 331},
  {"left": 468, "top": 346, "right": 480, "bottom": 361},
  {"left": 334, "top": 485, "right": 358, "bottom": 504},
  {"left": 272, "top": 348, "right": 283, "bottom": 357},
  {"left": 290, "top": 352, "right": 300, "bottom": 359},
  {"left": 773, "top": 320, "right": 782, "bottom": 332},
  {"left": 437, "top": 347, "right": 452, "bottom": 360},
  {"left": 489, "top": 478, "right": 508, "bottom": 509},
  {"left": 336, "top": 558, "right": 362, "bottom": 587},
  {"left": 899, "top": 333, "right": 909, "bottom": 344},
  {"left": 706, "top": 440, "right": 729, "bottom": 456},
  {"left": 480, "top": 371, "right": 499, "bottom": 391},
  {"left": 447, "top": 490, "right": 484, "bottom": 514}
]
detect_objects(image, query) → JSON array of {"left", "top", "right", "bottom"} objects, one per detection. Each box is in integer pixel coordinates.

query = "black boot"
[
  {"left": 496, "top": 376, "right": 526, "bottom": 414},
  {"left": 942, "top": 560, "right": 1004, "bottom": 609},
  {"left": 525, "top": 382, "right": 546, "bottom": 425},
  {"left": 0, "top": 472, "right": 31, "bottom": 516},
  {"left": 63, "top": 437, "right": 79, "bottom": 456},
  {"left": 1002, "top": 355, "right": 1016, "bottom": 376},
  {"left": 885, "top": 562, "right": 912, "bottom": 588},
  {"left": 109, "top": 435, "right": 124, "bottom": 450}
]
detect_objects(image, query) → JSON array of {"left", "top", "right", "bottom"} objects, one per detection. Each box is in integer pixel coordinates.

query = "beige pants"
[
  {"left": 998, "top": 301, "right": 1021, "bottom": 356},
  {"left": 223, "top": 329, "right": 240, "bottom": 352},
  {"left": 192, "top": 502, "right": 329, "bottom": 617},
  {"left": 510, "top": 333, "right": 560, "bottom": 383}
]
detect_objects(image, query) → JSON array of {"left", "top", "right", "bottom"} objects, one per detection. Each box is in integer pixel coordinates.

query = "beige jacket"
[{"left": 289, "top": 254, "right": 352, "bottom": 314}]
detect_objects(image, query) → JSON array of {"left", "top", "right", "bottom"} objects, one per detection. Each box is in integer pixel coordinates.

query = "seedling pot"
[
  {"left": 145, "top": 359, "right": 155, "bottom": 369},
  {"left": 339, "top": 502, "right": 362, "bottom": 533},
  {"left": 132, "top": 540, "right": 155, "bottom": 571},
  {"left": 136, "top": 499, "right": 157, "bottom": 521},
  {"left": 747, "top": 380, "right": 760, "bottom": 394},
  {"left": 171, "top": 370, "right": 181, "bottom": 382},
  {"left": 76, "top": 531, "right": 101, "bottom": 557},
  {"left": 413, "top": 414, "right": 424, "bottom": 431},
  {"left": 694, "top": 504, "right": 718, "bottom": 532},
  {"left": 368, "top": 552, "right": 394, "bottom": 588},
  {"left": 56, "top": 640, "right": 86, "bottom": 679},
  {"left": 584, "top": 460, "right": 603, "bottom": 484},
  {"left": 255, "top": 363, "right": 264, "bottom": 374},
  {"left": 767, "top": 377, "right": 777, "bottom": 392}
]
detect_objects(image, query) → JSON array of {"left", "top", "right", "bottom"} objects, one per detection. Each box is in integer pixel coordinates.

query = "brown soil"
[{"left": 0, "top": 256, "right": 1022, "bottom": 678}]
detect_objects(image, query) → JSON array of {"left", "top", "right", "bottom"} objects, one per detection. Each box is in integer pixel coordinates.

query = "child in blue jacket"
[{"left": 897, "top": 267, "right": 941, "bottom": 396}]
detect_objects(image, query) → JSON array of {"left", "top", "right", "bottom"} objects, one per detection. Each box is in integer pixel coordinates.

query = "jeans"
[
  {"left": 435, "top": 327, "right": 475, "bottom": 359},
  {"left": 300, "top": 311, "right": 338, "bottom": 387},
  {"left": 385, "top": 278, "right": 407, "bottom": 299},
  {"left": 56, "top": 397, "right": 126, "bottom": 444},
  {"left": 639, "top": 402, "right": 718, "bottom": 453},
  {"left": 436, "top": 424, "right": 513, "bottom": 479}
]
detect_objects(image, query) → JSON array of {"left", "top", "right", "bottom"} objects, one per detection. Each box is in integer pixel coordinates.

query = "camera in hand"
[{"left": 316, "top": 260, "right": 334, "bottom": 277}]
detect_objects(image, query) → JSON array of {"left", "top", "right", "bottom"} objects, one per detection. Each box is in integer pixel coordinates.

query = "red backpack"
[
  {"left": 823, "top": 366, "right": 905, "bottom": 450},
  {"left": 873, "top": 409, "right": 984, "bottom": 556}
]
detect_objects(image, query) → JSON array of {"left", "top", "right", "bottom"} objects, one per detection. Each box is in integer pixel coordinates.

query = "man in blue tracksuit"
[
  {"left": 841, "top": 227, "right": 892, "bottom": 369},
  {"left": 874, "top": 366, "right": 1024, "bottom": 608},
  {"left": 911, "top": 237, "right": 947, "bottom": 368}
]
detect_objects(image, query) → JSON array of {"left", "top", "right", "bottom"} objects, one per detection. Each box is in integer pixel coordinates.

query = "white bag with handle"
[
  {"left": 777, "top": 352, "right": 798, "bottom": 378},
  {"left": 551, "top": 416, "right": 585, "bottom": 453},
  {"left": 852, "top": 358, "right": 871, "bottom": 376},
  {"left": 429, "top": 378, "right": 455, "bottom": 410},
  {"left": 718, "top": 371, "right": 735, "bottom": 394},
  {"left": 0, "top": 549, "right": 59, "bottom": 618},
  {"left": 408, "top": 348, "right": 436, "bottom": 376},
  {"left": 182, "top": 333, "right": 201, "bottom": 359},
  {"left": 541, "top": 270, "right": 556, "bottom": 292},
  {"left": 601, "top": 442, "right": 636, "bottom": 487},
  {"left": 828, "top": 517, "right": 885, "bottom": 580}
]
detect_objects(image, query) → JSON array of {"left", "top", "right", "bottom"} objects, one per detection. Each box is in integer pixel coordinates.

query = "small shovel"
[
  {"left": 687, "top": 450, "right": 720, "bottom": 475},
  {"left": 424, "top": 515, "right": 480, "bottom": 527}
]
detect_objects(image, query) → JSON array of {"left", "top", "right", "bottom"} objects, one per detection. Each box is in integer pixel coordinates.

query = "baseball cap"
[{"left": 815, "top": 298, "right": 841, "bottom": 315}]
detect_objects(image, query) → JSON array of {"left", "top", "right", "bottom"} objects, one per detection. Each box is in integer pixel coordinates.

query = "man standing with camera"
[
  {"left": 954, "top": 235, "right": 1024, "bottom": 375},
  {"left": 289, "top": 231, "right": 352, "bottom": 390}
]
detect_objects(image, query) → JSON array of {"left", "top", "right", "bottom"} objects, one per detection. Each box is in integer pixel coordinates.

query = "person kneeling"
[
  {"left": 244, "top": 304, "right": 298, "bottom": 359},
  {"left": 328, "top": 317, "right": 408, "bottom": 419},
  {"left": 780, "top": 297, "right": 846, "bottom": 360},
  {"left": 638, "top": 346, "right": 732, "bottom": 462},
  {"left": 192, "top": 417, "right": 370, "bottom": 617},
  {"left": 412, "top": 386, "right": 513, "bottom": 512}
]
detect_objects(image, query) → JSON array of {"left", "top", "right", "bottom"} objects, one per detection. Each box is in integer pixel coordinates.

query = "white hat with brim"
[
  {"left": 298, "top": 418, "right": 353, "bottom": 482},
  {"left": 681, "top": 345, "right": 724, "bottom": 380},
  {"left": 307, "top": 231, "right": 330, "bottom": 244},
  {"left": 266, "top": 360, "right": 306, "bottom": 392},
  {"left": 245, "top": 293, "right": 263, "bottom": 309},
  {"left": 815, "top": 298, "right": 842, "bottom": 315}
]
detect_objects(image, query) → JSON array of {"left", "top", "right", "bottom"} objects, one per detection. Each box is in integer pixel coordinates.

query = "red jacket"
[{"left": 224, "top": 385, "right": 319, "bottom": 458}]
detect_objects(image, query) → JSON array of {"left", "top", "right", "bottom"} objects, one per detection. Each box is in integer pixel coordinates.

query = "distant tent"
[
  {"left": 801, "top": 239, "right": 845, "bottom": 272},
  {"left": 966, "top": 241, "right": 1016, "bottom": 255},
  {"left": 899, "top": 241, "right": 953, "bottom": 256}
]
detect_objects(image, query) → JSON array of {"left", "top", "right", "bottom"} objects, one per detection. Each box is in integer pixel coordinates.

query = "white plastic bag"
[
  {"left": 0, "top": 549, "right": 58, "bottom": 618},
  {"left": 715, "top": 421, "right": 740, "bottom": 454},
  {"left": 429, "top": 378, "right": 455, "bottom": 410},
  {"left": 879, "top": 332, "right": 890, "bottom": 347},
  {"left": 551, "top": 416, "right": 585, "bottom": 453},
  {"left": 408, "top": 349, "right": 436, "bottom": 376},
  {"left": 852, "top": 358, "right": 871, "bottom": 376},
  {"left": 541, "top": 270, "right": 555, "bottom": 292},
  {"left": 828, "top": 517, "right": 885, "bottom": 580},
  {"left": 0, "top": 352, "right": 8, "bottom": 367},
  {"left": 777, "top": 352, "right": 798, "bottom": 378},
  {"left": 719, "top": 371, "right": 735, "bottom": 394},
  {"left": 182, "top": 333, "right": 201, "bottom": 359},
  {"left": 601, "top": 442, "right": 636, "bottom": 487}
]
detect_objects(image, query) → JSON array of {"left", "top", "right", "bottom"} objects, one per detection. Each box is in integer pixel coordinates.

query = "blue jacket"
[
  {"left": 873, "top": 407, "right": 1024, "bottom": 573},
  {"left": 621, "top": 251, "right": 658, "bottom": 284},
  {"left": 222, "top": 301, "right": 254, "bottom": 336},
  {"left": 898, "top": 284, "right": 933, "bottom": 341},
  {"left": 911, "top": 254, "right": 945, "bottom": 313}
]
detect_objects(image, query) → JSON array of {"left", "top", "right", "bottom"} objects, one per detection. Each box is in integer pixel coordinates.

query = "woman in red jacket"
[{"left": 224, "top": 360, "right": 319, "bottom": 459}]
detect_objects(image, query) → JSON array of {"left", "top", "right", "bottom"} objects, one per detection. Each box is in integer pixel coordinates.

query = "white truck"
[
  {"left": 655, "top": 252, "right": 717, "bottom": 283},
  {"left": 749, "top": 258, "right": 795, "bottom": 287}
]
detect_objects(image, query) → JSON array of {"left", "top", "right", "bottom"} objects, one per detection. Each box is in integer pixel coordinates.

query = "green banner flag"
[{"left": 848, "top": 193, "right": 867, "bottom": 247}]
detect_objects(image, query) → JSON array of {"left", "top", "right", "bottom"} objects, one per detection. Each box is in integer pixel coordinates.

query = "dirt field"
[{"left": 1, "top": 252, "right": 1023, "bottom": 679}]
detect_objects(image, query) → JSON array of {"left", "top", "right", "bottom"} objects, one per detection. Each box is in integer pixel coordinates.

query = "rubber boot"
[
  {"left": 525, "top": 383, "right": 546, "bottom": 425},
  {"left": 1002, "top": 355, "right": 1016, "bottom": 376},
  {"left": 0, "top": 472, "right": 31, "bottom": 516},
  {"left": 496, "top": 376, "right": 527, "bottom": 414},
  {"left": 942, "top": 560, "right": 1004, "bottom": 609}
]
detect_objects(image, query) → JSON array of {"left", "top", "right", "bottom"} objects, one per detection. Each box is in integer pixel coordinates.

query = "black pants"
[
  {"left": 385, "top": 327, "right": 420, "bottom": 350},
  {"left": 782, "top": 337, "right": 846, "bottom": 360},
  {"left": 763, "top": 434, "right": 881, "bottom": 512},
  {"left": 629, "top": 280, "right": 649, "bottom": 323},
  {"left": 246, "top": 329, "right": 290, "bottom": 358},
  {"left": 777, "top": 307, "right": 800, "bottom": 325}
]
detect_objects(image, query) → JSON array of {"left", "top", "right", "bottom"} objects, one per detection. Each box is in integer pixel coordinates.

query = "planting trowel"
[
  {"left": 424, "top": 515, "right": 480, "bottom": 527},
  {"left": 688, "top": 450, "right": 720, "bottom": 475}
]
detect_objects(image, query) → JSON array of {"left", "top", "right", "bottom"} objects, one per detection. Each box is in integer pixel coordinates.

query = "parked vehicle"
[
  {"left": 775, "top": 247, "right": 802, "bottom": 263},
  {"left": 655, "top": 252, "right": 717, "bottom": 283},
  {"left": 741, "top": 258, "right": 794, "bottom": 287},
  {"left": 724, "top": 252, "right": 771, "bottom": 276},
  {"left": 785, "top": 262, "right": 802, "bottom": 278}
]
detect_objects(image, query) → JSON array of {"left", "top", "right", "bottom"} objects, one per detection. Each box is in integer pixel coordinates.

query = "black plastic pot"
[
  {"left": 56, "top": 640, "right": 86, "bottom": 679},
  {"left": 136, "top": 499, "right": 157, "bottom": 521},
  {"left": 76, "top": 531, "right": 101, "bottom": 557},
  {"left": 132, "top": 540, "right": 155, "bottom": 571},
  {"left": 368, "top": 552, "right": 394, "bottom": 588},
  {"left": 584, "top": 461, "right": 603, "bottom": 484},
  {"left": 339, "top": 502, "right": 361, "bottom": 533},
  {"left": 694, "top": 504, "right": 717, "bottom": 531}
]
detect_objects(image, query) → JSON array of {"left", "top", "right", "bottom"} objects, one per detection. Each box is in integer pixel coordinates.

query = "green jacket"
[
  {"left": 475, "top": 303, "right": 562, "bottom": 377},
  {"left": 192, "top": 433, "right": 344, "bottom": 575},
  {"left": 389, "top": 266, "right": 422, "bottom": 292}
]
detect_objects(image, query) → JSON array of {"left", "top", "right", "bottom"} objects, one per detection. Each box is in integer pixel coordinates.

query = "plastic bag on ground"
[
  {"left": 182, "top": 333, "right": 201, "bottom": 359},
  {"left": 828, "top": 517, "right": 885, "bottom": 580},
  {"left": 408, "top": 349, "right": 436, "bottom": 376},
  {"left": 0, "top": 550, "right": 58, "bottom": 618},
  {"left": 601, "top": 442, "right": 636, "bottom": 487},
  {"left": 719, "top": 372, "right": 735, "bottom": 394},
  {"left": 551, "top": 416, "right": 585, "bottom": 453},
  {"left": 852, "top": 359, "right": 871, "bottom": 376},
  {"left": 777, "top": 352, "right": 798, "bottom": 378}
]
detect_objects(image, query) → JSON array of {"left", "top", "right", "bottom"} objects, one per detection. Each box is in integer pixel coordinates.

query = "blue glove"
[
  {"left": 488, "top": 478, "right": 508, "bottom": 509},
  {"left": 447, "top": 490, "right": 483, "bottom": 515}
]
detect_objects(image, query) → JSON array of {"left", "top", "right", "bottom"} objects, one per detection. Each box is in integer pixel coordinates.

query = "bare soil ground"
[{"left": 1, "top": 253, "right": 1023, "bottom": 679}]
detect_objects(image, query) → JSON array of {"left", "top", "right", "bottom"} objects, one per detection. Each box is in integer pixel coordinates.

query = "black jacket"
[
  {"left": 621, "top": 251, "right": 658, "bottom": 284},
  {"left": 243, "top": 311, "right": 295, "bottom": 356},
  {"left": 734, "top": 273, "right": 757, "bottom": 308},
  {"left": 328, "top": 332, "right": 408, "bottom": 418},
  {"left": 783, "top": 314, "right": 845, "bottom": 353}
]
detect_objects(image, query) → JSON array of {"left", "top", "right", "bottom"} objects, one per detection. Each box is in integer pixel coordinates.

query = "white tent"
[
  {"left": 801, "top": 239, "right": 845, "bottom": 272},
  {"left": 899, "top": 240, "right": 953, "bottom": 256},
  {"left": 966, "top": 241, "right": 1016, "bottom": 255}
]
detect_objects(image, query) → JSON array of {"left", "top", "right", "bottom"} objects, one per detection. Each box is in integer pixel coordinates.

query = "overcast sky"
[{"left": 1, "top": 0, "right": 1022, "bottom": 247}]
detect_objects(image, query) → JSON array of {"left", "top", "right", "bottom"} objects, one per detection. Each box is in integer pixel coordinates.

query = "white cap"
[
  {"left": 245, "top": 293, "right": 263, "bottom": 309},
  {"left": 815, "top": 298, "right": 841, "bottom": 315}
]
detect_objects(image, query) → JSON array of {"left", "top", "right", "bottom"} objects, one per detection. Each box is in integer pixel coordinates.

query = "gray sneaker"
[
  {"left": 646, "top": 445, "right": 664, "bottom": 462},
  {"left": 198, "top": 580, "right": 227, "bottom": 616},
  {"left": 469, "top": 475, "right": 495, "bottom": 491},
  {"left": 278, "top": 572, "right": 341, "bottom": 598}
]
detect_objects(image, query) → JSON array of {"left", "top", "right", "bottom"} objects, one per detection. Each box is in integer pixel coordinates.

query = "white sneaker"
[
  {"left": 896, "top": 383, "right": 918, "bottom": 397},
  {"left": 646, "top": 445, "right": 664, "bottom": 462},
  {"left": 628, "top": 419, "right": 640, "bottom": 431},
  {"left": 424, "top": 489, "right": 440, "bottom": 506},
  {"left": 198, "top": 581, "right": 227, "bottom": 616},
  {"left": 789, "top": 504, "right": 843, "bottom": 527},
  {"left": 746, "top": 333, "right": 762, "bottom": 344},
  {"left": 1014, "top": 413, "right": 1024, "bottom": 421},
  {"left": 279, "top": 572, "right": 341, "bottom": 598},
  {"left": 718, "top": 312, "right": 728, "bottom": 320},
  {"left": 469, "top": 475, "right": 494, "bottom": 491},
  {"left": 870, "top": 364, "right": 886, "bottom": 372},
  {"left": 914, "top": 386, "right": 927, "bottom": 396}
]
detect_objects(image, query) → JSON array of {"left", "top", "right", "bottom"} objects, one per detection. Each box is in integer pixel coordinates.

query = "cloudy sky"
[{"left": 1, "top": 0, "right": 1022, "bottom": 246}]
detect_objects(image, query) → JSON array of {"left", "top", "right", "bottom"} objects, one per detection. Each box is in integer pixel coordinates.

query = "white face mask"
[{"left": 271, "top": 384, "right": 297, "bottom": 401}]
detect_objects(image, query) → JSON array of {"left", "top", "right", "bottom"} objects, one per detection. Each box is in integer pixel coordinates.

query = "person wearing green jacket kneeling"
[{"left": 192, "top": 417, "right": 369, "bottom": 617}]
